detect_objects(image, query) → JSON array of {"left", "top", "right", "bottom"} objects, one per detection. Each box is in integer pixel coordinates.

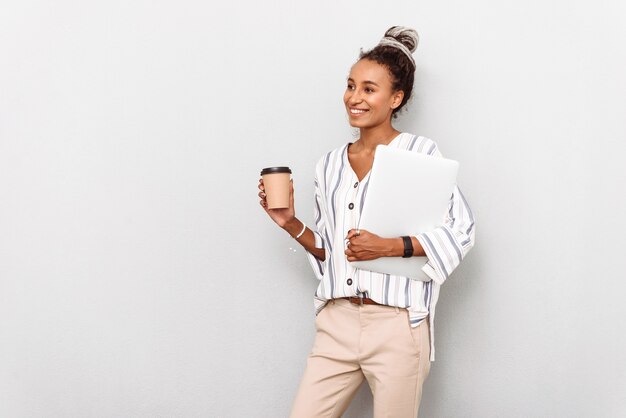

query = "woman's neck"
[{"left": 355, "top": 125, "right": 401, "bottom": 153}]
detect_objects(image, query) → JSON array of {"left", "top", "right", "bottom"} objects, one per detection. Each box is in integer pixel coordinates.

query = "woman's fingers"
[
  {"left": 258, "top": 179, "right": 267, "bottom": 208},
  {"left": 345, "top": 229, "right": 366, "bottom": 240},
  {"left": 345, "top": 248, "right": 358, "bottom": 262},
  {"left": 258, "top": 179, "right": 266, "bottom": 202}
]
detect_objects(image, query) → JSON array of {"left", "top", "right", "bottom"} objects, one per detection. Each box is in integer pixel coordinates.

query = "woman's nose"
[{"left": 348, "top": 90, "right": 363, "bottom": 104}]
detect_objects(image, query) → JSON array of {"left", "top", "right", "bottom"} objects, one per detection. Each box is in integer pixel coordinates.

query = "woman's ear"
[{"left": 391, "top": 90, "right": 404, "bottom": 109}]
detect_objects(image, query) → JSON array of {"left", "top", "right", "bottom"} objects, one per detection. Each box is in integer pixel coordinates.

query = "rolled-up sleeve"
[
  {"left": 416, "top": 184, "right": 475, "bottom": 285},
  {"left": 305, "top": 176, "right": 327, "bottom": 281}
]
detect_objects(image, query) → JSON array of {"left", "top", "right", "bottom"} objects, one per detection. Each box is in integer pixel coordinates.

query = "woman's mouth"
[{"left": 350, "top": 108, "right": 369, "bottom": 116}]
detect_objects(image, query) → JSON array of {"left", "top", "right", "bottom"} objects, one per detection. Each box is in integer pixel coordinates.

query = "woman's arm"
[
  {"left": 283, "top": 218, "right": 325, "bottom": 261},
  {"left": 344, "top": 230, "right": 425, "bottom": 261},
  {"left": 414, "top": 184, "right": 475, "bottom": 285},
  {"left": 380, "top": 235, "right": 427, "bottom": 258},
  {"left": 258, "top": 178, "right": 326, "bottom": 261},
  {"left": 344, "top": 184, "right": 475, "bottom": 284},
  {"left": 344, "top": 185, "right": 475, "bottom": 275}
]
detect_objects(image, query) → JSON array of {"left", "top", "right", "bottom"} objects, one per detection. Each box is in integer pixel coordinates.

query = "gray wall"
[{"left": 1, "top": 1, "right": 625, "bottom": 417}]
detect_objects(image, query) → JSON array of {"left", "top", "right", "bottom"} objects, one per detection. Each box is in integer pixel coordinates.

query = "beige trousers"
[{"left": 290, "top": 298, "right": 431, "bottom": 418}]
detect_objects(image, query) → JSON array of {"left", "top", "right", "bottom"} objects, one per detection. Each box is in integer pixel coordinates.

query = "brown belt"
[{"left": 339, "top": 297, "right": 383, "bottom": 306}]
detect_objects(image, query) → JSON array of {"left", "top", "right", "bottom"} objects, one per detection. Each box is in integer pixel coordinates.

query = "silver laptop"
[{"left": 350, "top": 145, "right": 459, "bottom": 280}]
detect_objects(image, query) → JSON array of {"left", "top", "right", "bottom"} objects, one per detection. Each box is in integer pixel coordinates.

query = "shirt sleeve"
[
  {"left": 305, "top": 172, "right": 327, "bottom": 281},
  {"left": 415, "top": 145, "right": 476, "bottom": 285}
]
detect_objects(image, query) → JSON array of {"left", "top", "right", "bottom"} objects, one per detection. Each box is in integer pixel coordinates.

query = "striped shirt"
[{"left": 305, "top": 132, "right": 476, "bottom": 361}]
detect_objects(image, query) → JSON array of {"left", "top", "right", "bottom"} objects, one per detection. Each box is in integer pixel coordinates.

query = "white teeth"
[{"left": 351, "top": 109, "right": 367, "bottom": 114}]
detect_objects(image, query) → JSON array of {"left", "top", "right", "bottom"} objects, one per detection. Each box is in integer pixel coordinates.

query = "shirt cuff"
[{"left": 305, "top": 230, "right": 325, "bottom": 281}]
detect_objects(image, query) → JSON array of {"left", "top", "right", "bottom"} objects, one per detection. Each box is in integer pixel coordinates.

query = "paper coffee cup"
[{"left": 260, "top": 167, "right": 292, "bottom": 209}]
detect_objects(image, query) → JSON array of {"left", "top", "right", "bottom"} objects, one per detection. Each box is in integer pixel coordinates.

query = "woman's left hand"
[{"left": 344, "top": 229, "right": 394, "bottom": 261}]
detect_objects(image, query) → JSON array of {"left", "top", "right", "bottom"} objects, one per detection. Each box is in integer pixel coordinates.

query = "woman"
[{"left": 258, "top": 26, "right": 475, "bottom": 418}]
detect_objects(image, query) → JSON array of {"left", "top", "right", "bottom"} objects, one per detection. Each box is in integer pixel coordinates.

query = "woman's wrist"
[
  {"left": 386, "top": 237, "right": 405, "bottom": 257},
  {"left": 283, "top": 218, "right": 303, "bottom": 237},
  {"left": 385, "top": 237, "right": 424, "bottom": 257}
]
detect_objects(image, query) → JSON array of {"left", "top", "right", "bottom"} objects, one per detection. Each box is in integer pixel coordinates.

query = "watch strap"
[{"left": 401, "top": 236, "right": 413, "bottom": 258}]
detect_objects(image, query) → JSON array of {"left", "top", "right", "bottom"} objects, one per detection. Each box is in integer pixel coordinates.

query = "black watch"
[{"left": 401, "top": 236, "right": 413, "bottom": 258}]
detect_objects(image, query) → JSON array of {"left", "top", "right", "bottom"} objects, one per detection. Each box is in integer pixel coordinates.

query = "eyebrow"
[{"left": 347, "top": 78, "right": 380, "bottom": 87}]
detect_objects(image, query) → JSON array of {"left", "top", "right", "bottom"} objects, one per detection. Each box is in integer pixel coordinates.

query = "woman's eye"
[
  {"left": 365, "top": 87, "right": 374, "bottom": 93},
  {"left": 347, "top": 84, "right": 355, "bottom": 90}
]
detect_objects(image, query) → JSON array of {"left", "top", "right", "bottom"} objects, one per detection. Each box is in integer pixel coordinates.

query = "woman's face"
[{"left": 344, "top": 59, "right": 404, "bottom": 129}]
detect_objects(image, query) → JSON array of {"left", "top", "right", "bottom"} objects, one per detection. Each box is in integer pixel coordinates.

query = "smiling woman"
[{"left": 257, "top": 26, "right": 475, "bottom": 418}]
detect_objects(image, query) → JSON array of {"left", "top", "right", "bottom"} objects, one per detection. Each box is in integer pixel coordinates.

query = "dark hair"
[{"left": 359, "top": 26, "right": 418, "bottom": 118}]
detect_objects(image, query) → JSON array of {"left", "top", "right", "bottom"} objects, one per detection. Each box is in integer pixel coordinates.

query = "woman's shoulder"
[
  {"left": 396, "top": 133, "right": 441, "bottom": 156},
  {"left": 314, "top": 142, "right": 349, "bottom": 171}
]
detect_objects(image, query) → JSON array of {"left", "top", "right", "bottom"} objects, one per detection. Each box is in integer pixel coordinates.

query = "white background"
[{"left": 1, "top": 1, "right": 625, "bottom": 417}]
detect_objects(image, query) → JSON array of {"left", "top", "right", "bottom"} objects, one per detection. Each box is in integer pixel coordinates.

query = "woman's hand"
[
  {"left": 258, "top": 178, "right": 296, "bottom": 229},
  {"left": 344, "top": 229, "right": 399, "bottom": 261}
]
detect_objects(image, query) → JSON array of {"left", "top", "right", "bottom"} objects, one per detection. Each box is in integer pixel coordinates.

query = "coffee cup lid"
[{"left": 260, "top": 166, "right": 292, "bottom": 175}]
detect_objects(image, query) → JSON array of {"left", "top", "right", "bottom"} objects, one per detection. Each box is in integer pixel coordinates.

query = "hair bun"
[{"left": 384, "top": 26, "right": 419, "bottom": 53}]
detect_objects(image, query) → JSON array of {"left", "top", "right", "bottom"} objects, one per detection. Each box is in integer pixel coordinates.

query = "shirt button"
[
  {"left": 354, "top": 182, "right": 358, "bottom": 188},
  {"left": 348, "top": 203, "right": 354, "bottom": 210},
  {"left": 347, "top": 278, "right": 353, "bottom": 285}
]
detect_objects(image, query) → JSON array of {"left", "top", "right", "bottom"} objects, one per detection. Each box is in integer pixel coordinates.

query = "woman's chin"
[{"left": 347, "top": 118, "right": 367, "bottom": 128}]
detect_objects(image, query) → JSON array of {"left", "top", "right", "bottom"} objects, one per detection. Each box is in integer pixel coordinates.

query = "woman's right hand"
[{"left": 258, "top": 178, "right": 296, "bottom": 229}]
